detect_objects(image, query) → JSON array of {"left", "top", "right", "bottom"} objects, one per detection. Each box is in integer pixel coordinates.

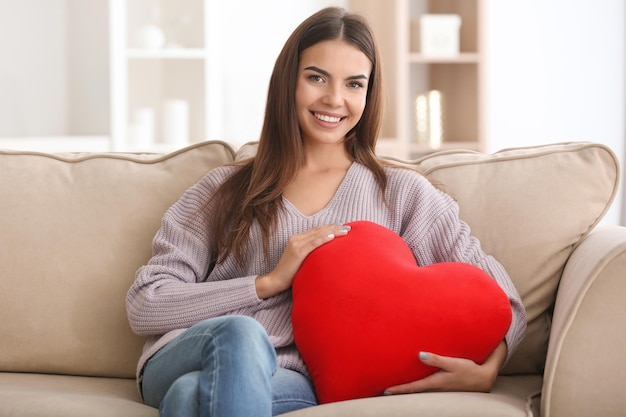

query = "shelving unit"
[
  {"left": 350, "top": 0, "right": 485, "bottom": 159},
  {"left": 109, "top": 0, "right": 211, "bottom": 152},
  {"left": 0, "top": 1, "right": 111, "bottom": 152}
]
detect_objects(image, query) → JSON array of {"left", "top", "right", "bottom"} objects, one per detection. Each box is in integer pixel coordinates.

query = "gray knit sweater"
[{"left": 127, "top": 162, "right": 526, "bottom": 381}]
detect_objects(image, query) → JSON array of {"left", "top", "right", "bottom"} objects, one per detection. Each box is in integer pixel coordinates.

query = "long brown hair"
[{"left": 210, "top": 7, "right": 387, "bottom": 264}]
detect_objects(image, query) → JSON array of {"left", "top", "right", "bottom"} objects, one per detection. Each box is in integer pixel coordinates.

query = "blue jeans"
[{"left": 141, "top": 315, "right": 317, "bottom": 417}]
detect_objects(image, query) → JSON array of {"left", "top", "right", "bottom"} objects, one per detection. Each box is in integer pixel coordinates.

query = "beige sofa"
[{"left": 1, "top": 141, "right": 624, "bottom": 417}]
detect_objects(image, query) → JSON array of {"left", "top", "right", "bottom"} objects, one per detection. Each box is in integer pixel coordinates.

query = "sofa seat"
[
  {"left": 0, "top": 373, "right": 156, "bottom": 417},
  {"left": 284, "top": 375, "right": 542, "bottom": 417},
  {"left": 0, "top": 372, "right": 540, "bottom": 417}
]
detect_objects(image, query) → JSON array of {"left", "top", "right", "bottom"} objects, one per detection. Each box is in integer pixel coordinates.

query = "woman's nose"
[{"left": 323, "top": 84, "right": 343, "bottom": 107}]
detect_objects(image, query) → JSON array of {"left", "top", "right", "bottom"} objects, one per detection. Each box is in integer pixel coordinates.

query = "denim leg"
[
  {"left": 160, "top": 371, "right": 201, "bottom": 416},
  {"left": 271, "top": 368, "right": 317, "bottom": 416},
  {"left": 154, "top": 368, "right": 317, "bottom": 417},
  {"left": 142, "top": 315, "right": 277, "bottom": 417}
]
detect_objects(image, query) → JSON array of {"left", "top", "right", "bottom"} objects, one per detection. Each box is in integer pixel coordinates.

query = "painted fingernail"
[
  {"left": 419, "top": 352, "right": 429, "bottom": 360},
  {"left": 341, "top": 225, "right": 351, "bottom": 231},
  {"left": 383, "top": 390, "right": 393, "bottom": 396}
]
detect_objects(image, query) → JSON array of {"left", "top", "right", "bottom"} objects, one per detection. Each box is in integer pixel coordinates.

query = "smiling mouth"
[{"left": 313, "top": 112, "right": 344, "bottom": 123}]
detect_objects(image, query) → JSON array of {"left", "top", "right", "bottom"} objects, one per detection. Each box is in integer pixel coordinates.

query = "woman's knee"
[{"left": 197, "top": 316, "right": 277, "bottom": 367}]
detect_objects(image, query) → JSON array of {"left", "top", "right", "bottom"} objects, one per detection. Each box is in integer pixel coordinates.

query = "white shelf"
[
  {"left": 0, "top": 136, "right": 111, "bottom": 153},
  {"left": 408, "top": 52, "right": 481, "bottom": 64},
  {"left": 126, "top": 48, "right": 207, "bottom": 59}
]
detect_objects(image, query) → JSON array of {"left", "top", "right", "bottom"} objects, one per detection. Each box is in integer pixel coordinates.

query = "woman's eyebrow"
[
  {"left": 303, "top": 65, "right": 368, "bottom": 81},
  {"left": 304, "top": 66, "right": 330, "bottom": 77}
]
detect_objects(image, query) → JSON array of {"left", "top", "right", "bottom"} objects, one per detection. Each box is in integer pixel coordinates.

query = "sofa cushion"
[
  {"left": 281, "top": 374, "right": 543, "bottom": 417},
  {"left": 0, "top": 141, "right": 236, "bottom": 378},
  {"left": 405, "top": 142, "right": 619, "bottom": 374},
  {"left": 292, "top": 220, "right": 512, "bottom": 404},
  {"left": 0, "top": 373, "right": 157, "bottom": 417}
]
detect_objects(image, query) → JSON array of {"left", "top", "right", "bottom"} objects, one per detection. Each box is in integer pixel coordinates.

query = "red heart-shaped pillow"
[{"left": 292, "top": 221, "right": 511, "bottom": 404}]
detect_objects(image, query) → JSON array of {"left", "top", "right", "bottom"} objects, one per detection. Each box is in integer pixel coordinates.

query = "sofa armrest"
[{"left": 542, "top": 225, "right": 626, "bottom": 417}]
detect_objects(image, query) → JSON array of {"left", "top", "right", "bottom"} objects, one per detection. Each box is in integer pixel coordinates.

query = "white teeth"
[{"left": 315, "top": 113, "right": 341, "bottom": 123}]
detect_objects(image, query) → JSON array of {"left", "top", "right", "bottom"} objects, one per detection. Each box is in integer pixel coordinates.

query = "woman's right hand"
[{"left": 255, "top": 223, "right": 351, "bottom": 299}]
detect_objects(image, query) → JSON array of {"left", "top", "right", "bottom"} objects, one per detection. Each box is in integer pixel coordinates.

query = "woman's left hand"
[{"left": 384, "top": 341, "right": 507, "bottom": 395}]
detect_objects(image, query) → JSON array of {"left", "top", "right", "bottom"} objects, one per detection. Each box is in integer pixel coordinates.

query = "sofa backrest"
[
  {"left": 0, "top": 140, "right": 619, "bottom": 378},
  {"left": 0, "top": 141, "right": 236, "bottom": 378}
]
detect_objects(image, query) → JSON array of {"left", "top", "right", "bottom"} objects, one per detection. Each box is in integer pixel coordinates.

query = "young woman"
[{"left": 127, "top": 7, "right": 526, "bottom": 417}]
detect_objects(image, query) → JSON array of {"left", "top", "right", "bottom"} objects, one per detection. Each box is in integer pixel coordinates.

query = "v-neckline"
[{"left": 282, "top": 162, "right": 356, "bottom": 219}]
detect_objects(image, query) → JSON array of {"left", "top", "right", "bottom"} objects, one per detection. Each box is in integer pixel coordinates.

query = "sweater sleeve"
[
  {"left": 396, "top": 172, "right": 527, "bottom": 365},
  {"left": 126, "top": 168, "right": 262, "bottom": 336}
]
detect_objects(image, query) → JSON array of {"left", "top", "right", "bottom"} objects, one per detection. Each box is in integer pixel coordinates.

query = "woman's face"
[{"left": 295, "top": 39, "right": 372, "bottom": 147}]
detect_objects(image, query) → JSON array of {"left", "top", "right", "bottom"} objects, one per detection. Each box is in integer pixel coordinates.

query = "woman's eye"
[
  {"left": 308, "top": 74, "right": 324, "bottom": 83},
  {"left": 347, "top": 81, "right": 364, "bottom": 89}
]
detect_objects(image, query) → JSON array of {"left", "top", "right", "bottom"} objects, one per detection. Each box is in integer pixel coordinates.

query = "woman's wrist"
[
  {"left": 255, "top": 273, "right": 286, "bottom": 299},
  {"left": 255, "top": 274, "right": 272, "bottom": 299},
  {"left": 489, "top": 341, "right": 507, "bottom": 367},
  {"left": 483, "top": 341, "right": 507, "bottom": 388}
]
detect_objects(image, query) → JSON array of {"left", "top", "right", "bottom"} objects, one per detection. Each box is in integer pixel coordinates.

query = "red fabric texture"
[{"left": 291, "top": 221, "right": 512, "bottom": 404}]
